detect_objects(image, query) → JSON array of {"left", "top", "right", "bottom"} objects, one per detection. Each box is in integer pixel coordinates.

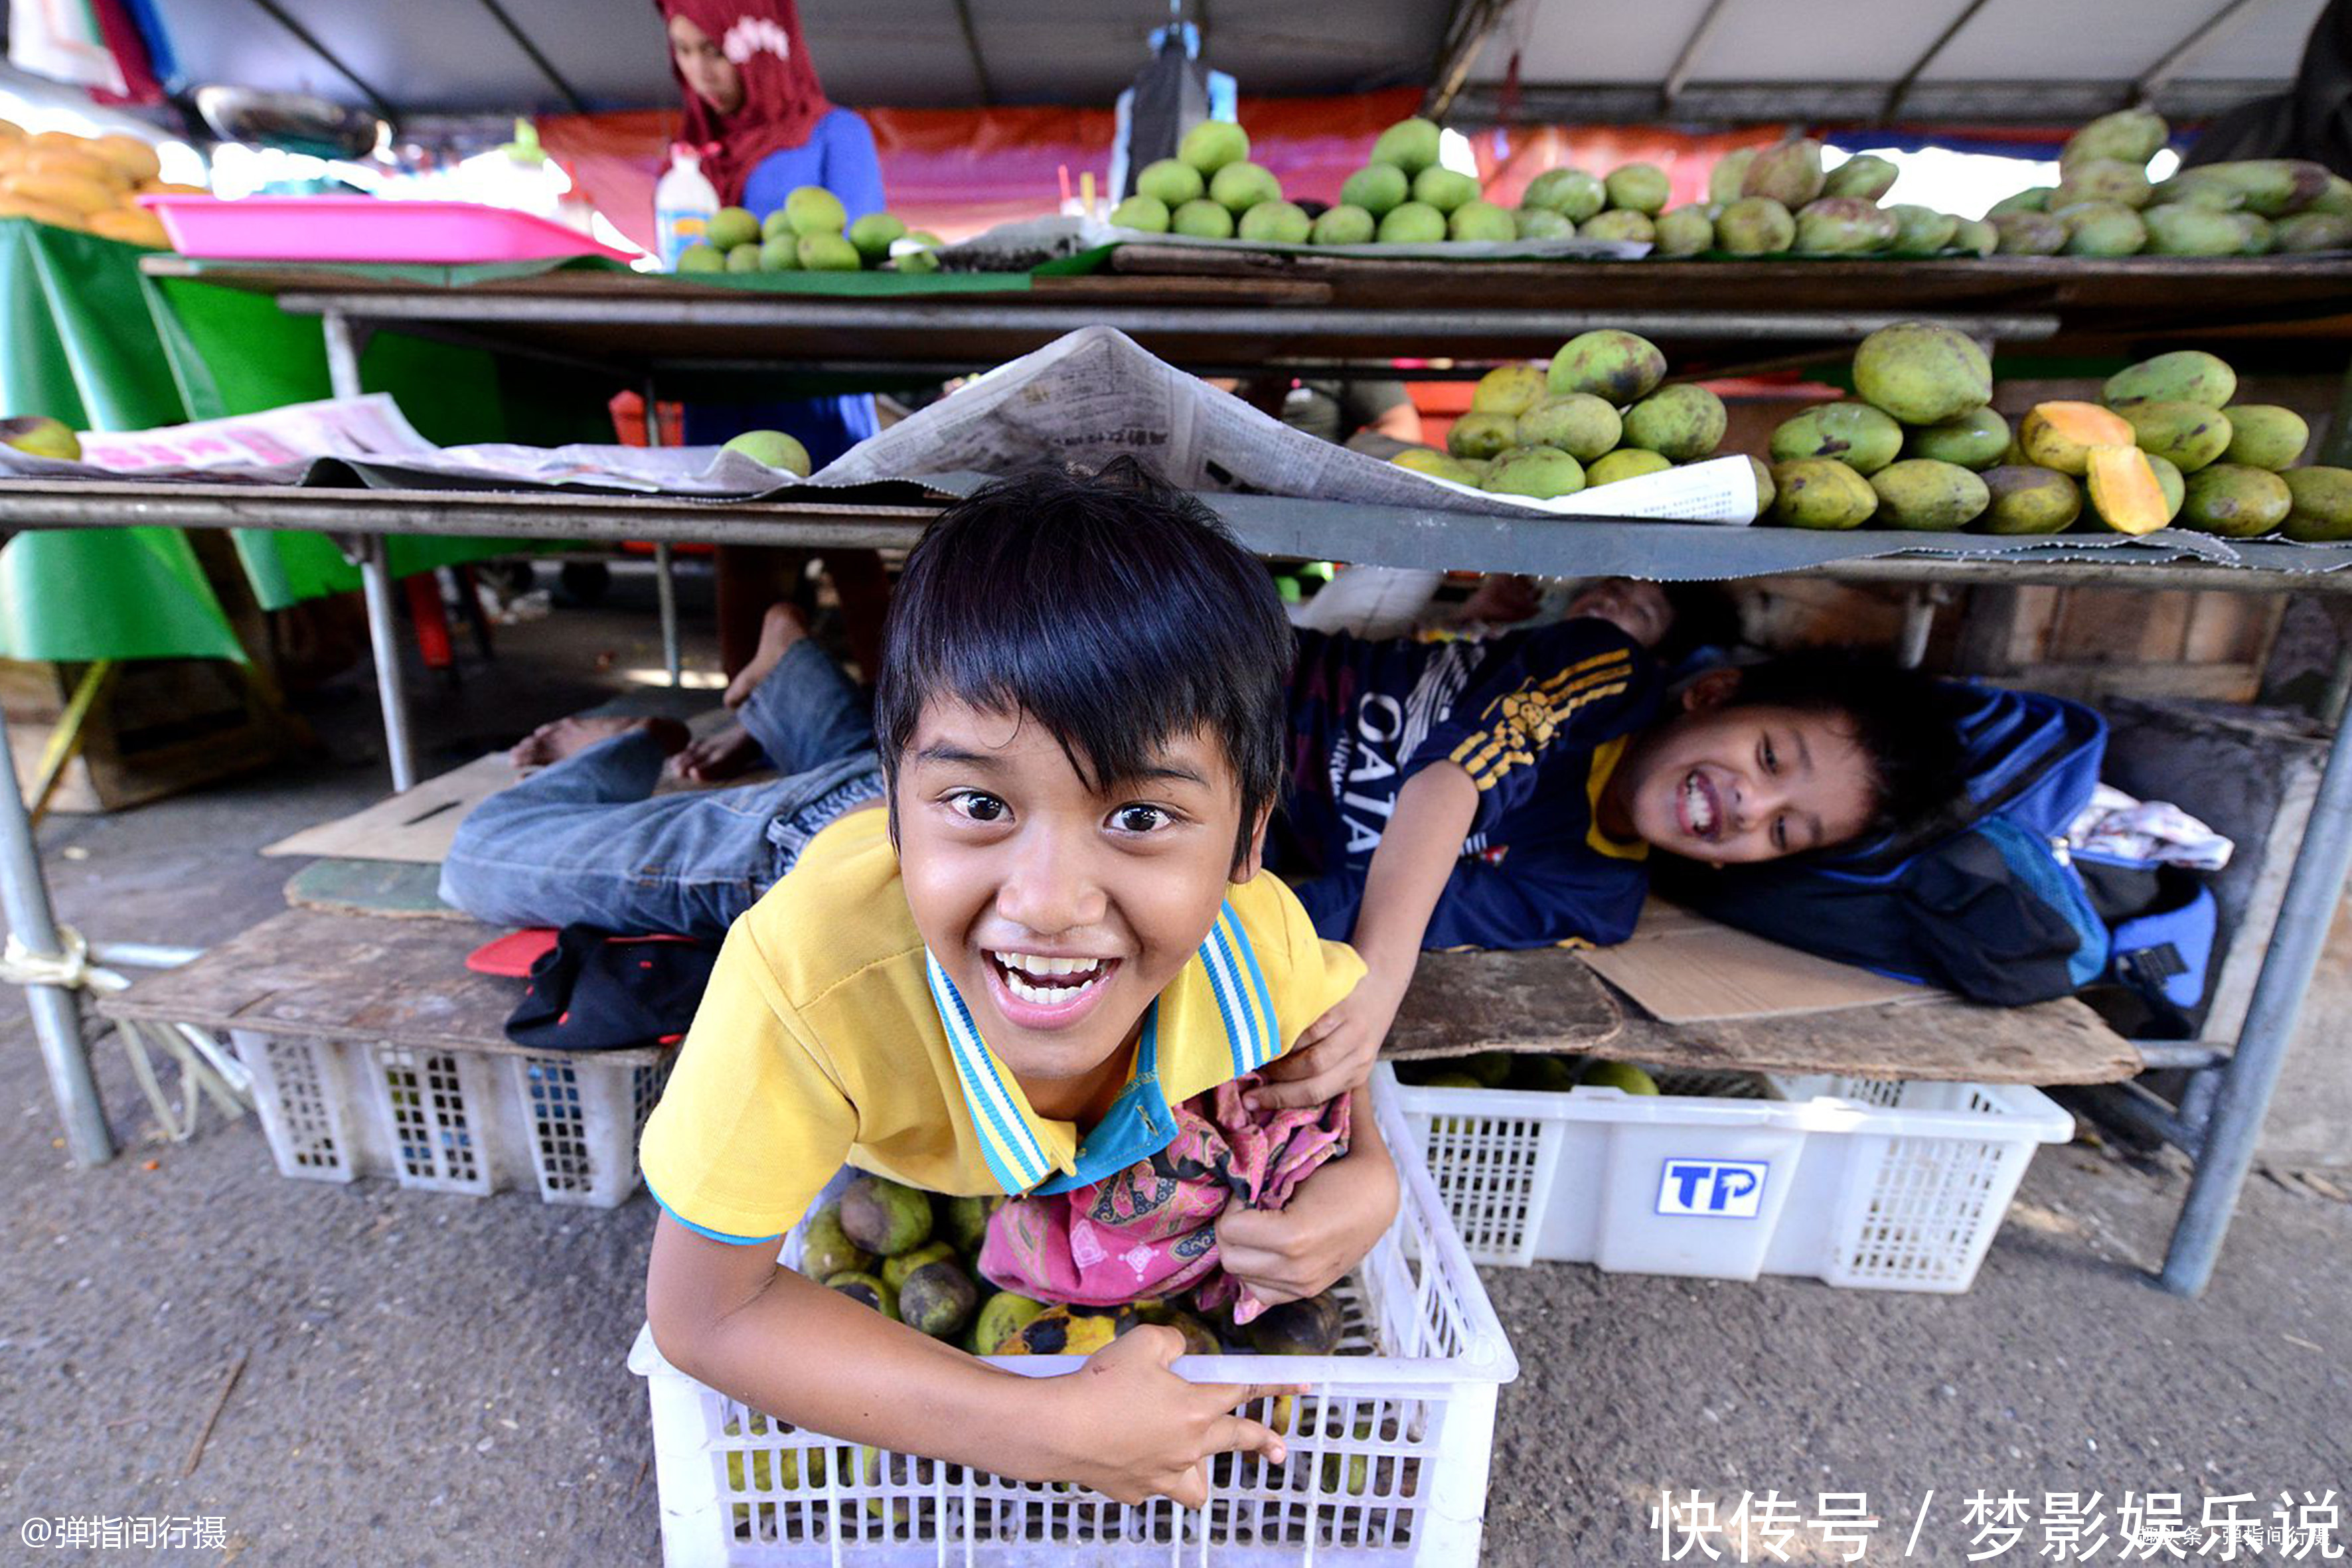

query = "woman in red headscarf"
[
  {"left": 660, "top": 0, "right": 885, "bottom": 226},
  {"left": 657, "top": 0, "right": 890, "bottom": 682}
]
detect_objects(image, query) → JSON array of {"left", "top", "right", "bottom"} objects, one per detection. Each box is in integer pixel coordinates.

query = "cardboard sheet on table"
[{"left": 1581, "top": 902, "right": 1933, "bottom": 1023}]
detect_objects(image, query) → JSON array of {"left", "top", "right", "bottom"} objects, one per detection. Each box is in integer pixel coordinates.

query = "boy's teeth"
[
  {"left": 995, "top": 951, "right": 1103, "bottom": 979},
  {"left": 1003, "top": 969, "right": 1100, "bottom": 1006},
  {"left": 1684, "top": 776, "right": 1715, "bottom": 834},
  {"left": 991, "top": 951, "right": 1109, "bottom": 1006}
]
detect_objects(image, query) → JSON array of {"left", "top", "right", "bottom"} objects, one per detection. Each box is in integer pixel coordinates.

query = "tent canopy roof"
[{"left": 147, "top": 0, "right": 2320, "bottom": 123}]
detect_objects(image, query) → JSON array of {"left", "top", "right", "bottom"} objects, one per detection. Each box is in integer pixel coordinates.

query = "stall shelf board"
[
  {"left": 6, "top": 479, "right": 2352, "bottom": 591},
  {"left": 1106, "top": 246, "right": 2352, "bottom": 346},
  {"left": 139, "top": 256, "right": 2065, "bottom": 377}
]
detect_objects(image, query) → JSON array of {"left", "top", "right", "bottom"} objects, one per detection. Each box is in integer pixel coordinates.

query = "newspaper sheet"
[
  {"left": 70, "top": 394, "right": 437, "bottom": 471},
  {"left": 3, "top": 327, "right": 1756, "bottom": 524},
  {"left": 823, "top": 326, "right": 1759, "bottom": 524}
]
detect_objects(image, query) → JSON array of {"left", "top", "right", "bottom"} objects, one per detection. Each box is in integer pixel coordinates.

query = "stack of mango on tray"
[
  {"left": 0, "top": 120, "right": 194, "bottom": 248},
  {"left": 1112, "top": 112, "right": 1684, "bottom": 248},
  {"left": 1980, "top": 108, "right": 2352, "bottom": 258},
  {"left": 1764, "top": 324, "right": 2349, "bottom": 539},
  {"left": 1389, "top": 329, "right": 1748, "bottom": 503}
]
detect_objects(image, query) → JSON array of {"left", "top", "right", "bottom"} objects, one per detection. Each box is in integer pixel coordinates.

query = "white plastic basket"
[
  {"left": 233, "top": 1029, "right": 671, "bottom": 1208},
  {"left": 1394, "top": 1067, "right": 2075, "bottom": 1293},
  {"left": 627, "top": 1069, "right": 1518, "bottom": 1565}
]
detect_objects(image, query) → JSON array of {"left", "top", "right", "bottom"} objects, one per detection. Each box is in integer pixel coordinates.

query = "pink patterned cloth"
[{"left": 977, "top": 1075, "right": 1350, "bottom": 1324}]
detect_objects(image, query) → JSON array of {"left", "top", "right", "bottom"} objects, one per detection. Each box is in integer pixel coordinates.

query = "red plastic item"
[{"left": 465, "top": 929, "right": 560, "bottom": 978}]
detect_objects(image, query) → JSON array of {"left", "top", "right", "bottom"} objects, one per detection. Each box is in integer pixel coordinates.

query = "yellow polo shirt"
[{"left": 638, "top": 807, "right": 1366, "bottom": 1245}]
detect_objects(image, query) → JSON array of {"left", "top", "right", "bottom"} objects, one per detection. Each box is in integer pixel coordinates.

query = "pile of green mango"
[
  {"left": 806, "top": 1172, "right": 997, "bottom": 1345},
  {"left": 1393, "top": 1052, "right": 1664, "bottom": 1095},
  {"left": 1759, "top": 333, "right": 2352, "bottom": 540},
  {"left": 1115, "top": 114, "right": 1631, "bottom": 248},
  {"left": 1984, "top": 108, "right": 2352, "bottom": 257},
  {"left": 1666, "top": 137, "right": 1991, "bottom": 260},
  {"left": 676, "top": 186, "right": 942, "bottom": 276},
  {"left": 807, "top": 1172, "right": 1354, "bottom": 1360},
  {"left": 1762, "top": 320, "right": 2004, "bottom": 530},
  {"left": 1391, "top": 329, "right": 1756, "bottom": 503}
]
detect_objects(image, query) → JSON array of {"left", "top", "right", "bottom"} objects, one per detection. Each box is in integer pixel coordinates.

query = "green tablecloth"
[{"left": 0, "top": 219, "right": 611, "bottom": 661}]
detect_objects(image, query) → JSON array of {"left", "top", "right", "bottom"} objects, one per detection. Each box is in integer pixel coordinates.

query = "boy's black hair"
[
  {"left": 875, "top": 457, "right": 1292, "bottom": 870},
  {"left": 1717, "top": 649, "right": 1967, "bottom": 840}
]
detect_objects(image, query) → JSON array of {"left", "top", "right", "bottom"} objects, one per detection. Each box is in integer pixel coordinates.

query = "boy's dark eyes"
[
  {"left": 945, "top": 789, "right": 1008, "bottom": 823},
  {"left": 1111, "top": 804, "right": 1173, "bottom": 834},
  {"left": 1761, "top": 738, "right": 1780, "bottom": 774},
  {"left": 1771, "top": 817, "right": 1788, "bottom": 851}
]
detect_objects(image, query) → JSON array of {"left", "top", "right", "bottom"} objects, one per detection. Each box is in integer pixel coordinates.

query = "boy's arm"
[
  {"left": 647, "top": 1217, "right": 1296, "bottom": 1507},
  {"left": 1215, "top": 1083, "right": 1401, "bottom": 1306},
  {"left": 1251, "top": 761, "right": 1478, "bottom": 1111}
]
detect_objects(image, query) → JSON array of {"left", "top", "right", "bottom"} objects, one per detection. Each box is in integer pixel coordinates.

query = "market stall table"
[
  {"left": 3, "top": 475, "right": 2349, "bottom": 1300},
  {"left": 141, "top": 255, "right": 2070, "bottom": 384}
]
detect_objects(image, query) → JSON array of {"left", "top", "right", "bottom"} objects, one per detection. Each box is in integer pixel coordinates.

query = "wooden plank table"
[
  {"left": 1385, "top": 949, "right": 2140, "bottom": 1085},
  {"left": 92, "top": 907, "right": 654, "bottom": 1064},
  {"left": 104, "top": 905, "right": 2134, "bottom": 1088}
]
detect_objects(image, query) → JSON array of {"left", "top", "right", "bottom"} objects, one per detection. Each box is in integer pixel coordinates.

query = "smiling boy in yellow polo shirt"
[{"left": 641, "top": 460, "right": 1397, "bottom": 1509}]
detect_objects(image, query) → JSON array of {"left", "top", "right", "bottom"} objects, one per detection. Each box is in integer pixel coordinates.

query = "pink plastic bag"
[{"left": 979, "top": 1075, "right": 1349, "bottom": 1324}]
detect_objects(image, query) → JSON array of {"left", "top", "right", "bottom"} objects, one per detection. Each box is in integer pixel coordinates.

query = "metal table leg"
[
  {"left": 355, "top": 535, "right": 418, "bottom": 792},
  {"left": 655, "top": 544, "right": 681, "bottom": 688},
  {"left": 323, "top": 311, "right": 418, "bottom": 791},
  {"left": 0, "top": 724, "right": 112, "bottom": 1165},
  {"left": 645, "top": 382, "right": 681, "bottom": 688},
  {"left": 2161, "top": 703, "right": 2352, "bottom": 1295}
]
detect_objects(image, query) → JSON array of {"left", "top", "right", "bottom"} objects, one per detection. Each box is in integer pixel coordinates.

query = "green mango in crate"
[
  {"left": 1246, "top": 1290, "right": 1346, "bottom": 1356},
  {"left": 799, "top": 1202, "right": 871, "bottom": 1281}
]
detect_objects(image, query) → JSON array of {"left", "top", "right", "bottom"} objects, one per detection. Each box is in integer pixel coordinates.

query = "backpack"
[{"left": 1666, "top": 684, "right": 2219, "bottom": 1014}]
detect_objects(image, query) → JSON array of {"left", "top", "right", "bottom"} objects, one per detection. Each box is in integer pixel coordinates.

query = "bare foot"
[
  {"left": 666, "top": 722, "right": 766, "bottom": 783},
  {"left": 724, "top": 602, "right": 809, "bottom": 710},
  {"left": 509, "top": 714, "right": 688, "bottom": 769}
]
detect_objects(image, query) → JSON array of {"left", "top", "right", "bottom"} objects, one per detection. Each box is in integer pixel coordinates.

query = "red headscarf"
[{"left": 657, "top": 0, "right": 834, "bottom": 206}]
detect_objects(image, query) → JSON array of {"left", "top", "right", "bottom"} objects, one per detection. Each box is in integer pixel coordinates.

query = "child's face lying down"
[
  {"left": 1565, "top": 578, "right": 1672, "bottom": 649},
  {"left": 894, "top": 698, "right": 1257, "bottom": 1103},
  {"left": 1605, "top": 690, "right": 1878, "bottom": 866}
]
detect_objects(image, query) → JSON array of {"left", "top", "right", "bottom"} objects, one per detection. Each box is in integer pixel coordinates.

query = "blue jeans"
[{"left": 439, "top": 639, "right": 884, "bottom": 936}]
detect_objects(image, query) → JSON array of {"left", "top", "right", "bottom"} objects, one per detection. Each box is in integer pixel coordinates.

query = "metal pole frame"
[
  {"left": 644, "top": 381, "right": 682, "bottom": 688},
  {"left": 2160, "top": 706, "right": 2352, "bottom": 1295},
  {"left": 322, "top": 311, "right": 420, "bottom": 793},
  {"left": 0, "top": 720, "right": 112, "bottom": 1165}
]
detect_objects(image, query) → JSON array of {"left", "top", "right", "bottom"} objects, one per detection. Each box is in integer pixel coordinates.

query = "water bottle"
[{"left": 654, "top": 144, "right": 720, "bottom": 270}]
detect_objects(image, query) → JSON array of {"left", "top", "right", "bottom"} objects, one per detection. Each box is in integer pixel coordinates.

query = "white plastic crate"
[
  {"left": 1394, "top": 1067, "right": 2075, "bottom": 1292},
  {"left": 232, "top": 1028, "right": 671, "bottom": 1207},
  {"left": 628, "top": 1071, "right": 1519, "bottom": 1565}
]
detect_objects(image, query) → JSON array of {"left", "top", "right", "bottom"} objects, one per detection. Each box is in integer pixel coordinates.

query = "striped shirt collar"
[{"left": 921, "top": 898, "right": 1280, "bottom": 1196}]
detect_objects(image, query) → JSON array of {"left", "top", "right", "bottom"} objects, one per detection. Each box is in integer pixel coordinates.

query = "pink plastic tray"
[{"left": 139, "top": 195, "right": 636, "bottom": 264}]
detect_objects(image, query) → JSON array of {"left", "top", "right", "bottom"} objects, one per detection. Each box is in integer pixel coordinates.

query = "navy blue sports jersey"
[{"left": 1276, "top": 619, "right": 1665, "bottom": 950}]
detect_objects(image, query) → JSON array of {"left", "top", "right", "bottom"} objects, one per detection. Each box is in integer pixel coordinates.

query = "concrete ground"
[{"left": 3, "top": 564, "right": 2347, "bottom": 1567}]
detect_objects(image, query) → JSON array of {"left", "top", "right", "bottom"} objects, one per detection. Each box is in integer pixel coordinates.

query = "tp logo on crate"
[{"left": 1657, "top": 1158, "right": 1770, "bottom": 1218}]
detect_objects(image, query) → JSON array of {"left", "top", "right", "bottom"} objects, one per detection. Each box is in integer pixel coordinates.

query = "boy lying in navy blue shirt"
[{"left": 1253, "top": 615, "right": 1962, "bottom": 1109}]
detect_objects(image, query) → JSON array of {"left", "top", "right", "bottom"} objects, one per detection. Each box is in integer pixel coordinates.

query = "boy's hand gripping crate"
[
  {"left": 627, "top": 1069, "right": 1520, "bottom": 1565},
  {"left": 1395, "top": 1069, "right": 2074, "bottom": 1292}
]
